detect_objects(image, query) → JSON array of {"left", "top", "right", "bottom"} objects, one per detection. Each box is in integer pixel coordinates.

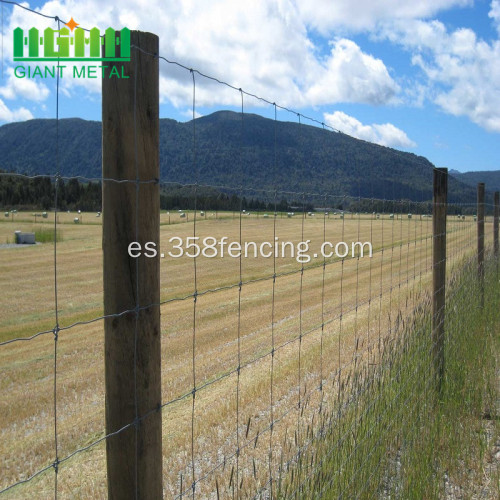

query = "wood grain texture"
[{"left": 102, "top": 30, "right": 162, "bottom": 499}]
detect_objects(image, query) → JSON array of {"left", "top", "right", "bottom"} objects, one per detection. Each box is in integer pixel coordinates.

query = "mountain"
[
  {"left": 449, "top": 169, "right": 500, "bottom": 193},
  {"left": 0, "top": 111, "right": 480, "bottom": 204}
]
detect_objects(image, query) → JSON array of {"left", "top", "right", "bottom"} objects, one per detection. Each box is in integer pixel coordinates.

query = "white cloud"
[
  {"left": 0, "top": 98, "right": 33, "bottom": 122},
  {"left": 6, "top": 0, "right": 494, "bottom": 134},
  {"left": 180, "top": 108, "right": 203, "bottom": 120},
  {"left": 379, "top": 18, "right": 500, "bottom": 132},
  {"left": 0, "top": 68, "right": 50, "bottom": 102},
  {"left": 1, "top": 0, "right": 400, "bottom": 117},
  {"left": 294, "top": 0, "right": 472, "bottom": 33},
  {"left": 155, "top": 2, "right": 400, "bottom": 108},
  {"left": 324, "top": 110, "right": 417, "bottom": 148},
  {"left": 489, "top": 0, "right": 500, "bottom": 34},
  {"left": 305, "top": 39, "right": 400, "bottom": 105},
  {"left": 403, "top": 82, "right": 430, "bottom": 108}
]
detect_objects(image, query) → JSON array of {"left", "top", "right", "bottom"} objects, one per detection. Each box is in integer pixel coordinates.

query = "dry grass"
[{"left": 0, "top": 211, "right": 488, "bottom": 498}]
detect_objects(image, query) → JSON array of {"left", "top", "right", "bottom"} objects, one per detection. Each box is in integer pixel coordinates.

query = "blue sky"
[{"left": 1, "top": 0, "right": 499, "bottom": 172}]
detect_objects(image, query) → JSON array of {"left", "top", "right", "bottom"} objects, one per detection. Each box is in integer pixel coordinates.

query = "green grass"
[
  {"left": 277, "top": 254, "right": 500, "bottom": 499},
  {"left": 2, "top": 228, "right": 63, "bottom": 244},
  {"left": 33, "top": 227, "right": 63, "bottom": 243}
]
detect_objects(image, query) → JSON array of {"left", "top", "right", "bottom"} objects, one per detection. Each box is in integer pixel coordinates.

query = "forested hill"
[
  {"left": 0, "top": 111, "right": 478, "bottom": 203},
  {"left": 450, "top": 169, "right": 500, "bottom": 192}
]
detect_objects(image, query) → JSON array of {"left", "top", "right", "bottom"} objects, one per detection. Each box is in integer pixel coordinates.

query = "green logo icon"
[{"left": 13, "top": 18, "right": 130, "bottom": 62}]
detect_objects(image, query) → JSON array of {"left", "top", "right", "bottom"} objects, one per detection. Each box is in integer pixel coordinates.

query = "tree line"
[
  {"left": 0, "top": 173, "right": 101, "bottom": 211},
  {"left": 0, "top": 173, "right": 313, "bottom": 213},
  {"left": 1, "top": 173, "right": 479, "bottom": 216}
]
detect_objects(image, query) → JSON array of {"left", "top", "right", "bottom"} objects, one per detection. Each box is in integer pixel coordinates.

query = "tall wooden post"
[
  {"left": 477, "top": 183, "right": 485, "bottom": 307},
  {"left": 432, "top": 168, "right": 447, "bottom": 393},
  {"left": 494, "top": 191, "right": 499, "bottom": 258},
  {"left": 102, "top": 31, "right": 162, "bottom": 499}
]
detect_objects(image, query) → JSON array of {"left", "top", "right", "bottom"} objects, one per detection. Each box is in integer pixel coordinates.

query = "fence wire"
[{"left": 1, "top": 2, "right": 499, "bottom": 499}]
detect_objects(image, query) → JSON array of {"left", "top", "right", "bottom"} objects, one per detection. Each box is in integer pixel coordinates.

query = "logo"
[
  {"left": 13, "top": 18, "right": 131, "bottom": 79},
  {"left": 13, "top": 18, "right": 130, "bottom": 62}
]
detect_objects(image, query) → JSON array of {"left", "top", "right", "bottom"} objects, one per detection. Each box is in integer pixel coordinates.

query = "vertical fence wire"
[
  {"left": 235, "top": 88, "right": 244, "bottom": 500},
  {"left": 297, "top": 193, "right": 305, "bottom": 461},
  {"left": 0, "top": 6, "right": 498, "bottom": 499},
  {"left": 319, "top": 194, "right": 327, "bottom": 409},
  {"left": 269, "top": 102, "right": 278, "bottom": 499},
  {"left": 190, "top": 69, "right": 198, "bottom": 500},
  {"left": 337, "top": 197, "right": 346, "bottom": 497},
  {"left": 297, "top": 115, "right": 306, "bottom": 464},
  {"left": 52, "top": 16, "right": 61, "bottom": 500}
]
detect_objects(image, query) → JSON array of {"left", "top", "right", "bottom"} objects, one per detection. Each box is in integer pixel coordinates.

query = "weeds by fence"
[
  {"left": 0, "top": 2, "right": 499, "bottom": 499},
  {"left": 278, "top": 252, "right": 500, "bottom": 499}
]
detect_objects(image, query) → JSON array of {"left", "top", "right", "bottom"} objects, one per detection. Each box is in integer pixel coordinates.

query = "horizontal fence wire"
[{"left": 1, "top": 1, "right": 499, "bottom": 498}]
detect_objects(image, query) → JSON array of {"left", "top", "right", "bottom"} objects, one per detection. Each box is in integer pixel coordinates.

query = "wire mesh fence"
[{"left": 1, "top": 3, "right": 499, "bottom": 499}]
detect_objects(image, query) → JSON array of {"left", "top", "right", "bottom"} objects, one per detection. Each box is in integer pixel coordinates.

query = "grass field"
[{"left": 0, "top": 210, "right": 492, "bottom": 498}]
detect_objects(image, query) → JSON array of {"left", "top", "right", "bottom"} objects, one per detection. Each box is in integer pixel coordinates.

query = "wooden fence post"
[
  {"left": 102, "top": 31, "right": 162, "bottom": 499},
  {"left": 477, "top": 183, "right": 485, "bottom": 307},
  {"left": 494, "top": 191, "right": 499, "bottom": 259},
  {"left": 433, "top": 168, "right": 447, "bottom": 393}
]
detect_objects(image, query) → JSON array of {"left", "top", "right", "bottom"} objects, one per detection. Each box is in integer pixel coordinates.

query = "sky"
[{"left": 0, "top": 0, "right": 499, "bottom": 173}]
